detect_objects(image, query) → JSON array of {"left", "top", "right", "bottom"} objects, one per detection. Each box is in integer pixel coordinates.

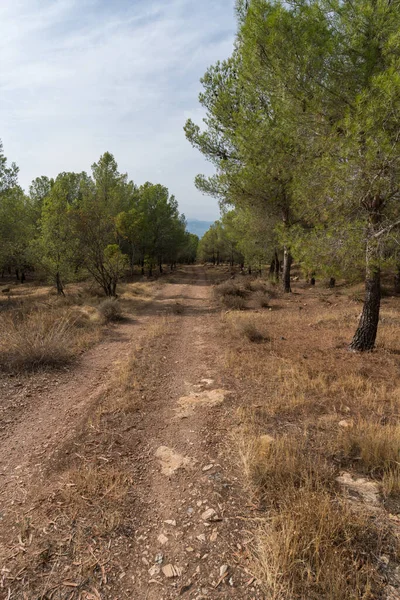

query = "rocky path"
[{"left": 123, "top": 266, "right": 260, "bottom": 599}]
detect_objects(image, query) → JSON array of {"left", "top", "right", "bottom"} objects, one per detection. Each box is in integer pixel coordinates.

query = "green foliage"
[{"left": 0, "top": 143, "right": 192, "bottom": 295}]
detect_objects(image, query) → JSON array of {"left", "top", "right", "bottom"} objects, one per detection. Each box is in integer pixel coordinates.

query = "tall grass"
[{"left": 0, "top": 310, "right": 75, "bottom": 370}]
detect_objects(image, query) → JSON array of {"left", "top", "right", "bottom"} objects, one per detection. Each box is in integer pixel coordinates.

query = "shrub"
[
  {"left": 98, "top": 298, "right": 123, "bottom": 323},
  {"left": 253, "top": 290, "right": 270, "bottom": 309},
  {"left": 214, "top": 281, "right": 245, "bottom": 298},
  {"left": 0, "top": 310, "right": 74, "bottom": 371},
  {"left": 222, "top": 295, "right": 246, "bottom": 310},
  {"left": 238, "top": 319, "right": 268, "bottom": 343}
]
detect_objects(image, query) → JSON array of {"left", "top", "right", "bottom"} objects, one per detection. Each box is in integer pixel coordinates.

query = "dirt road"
[{"left": 0, "top": 266, "right": 260, "bottom": 600}]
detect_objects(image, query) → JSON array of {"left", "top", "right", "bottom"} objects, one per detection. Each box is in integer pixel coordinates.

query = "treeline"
[
  {"left": 186, "top": 0, "right": 400, "bottom": 351},
  {"left": 0, "top": 145, "right": 198, "bottom": 296}
]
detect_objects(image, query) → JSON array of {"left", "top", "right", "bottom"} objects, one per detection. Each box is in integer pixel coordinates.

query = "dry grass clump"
[
  {"left": 234, "top": 317, "right": 269, "bottom": 343},
  {"left": 339, "top": 419, "right": 400, "bottom": 497},
  {"left": 236, "top": 429, "right": 387, "bottom": 598},
  {"left": 59, "top": 465, "right": 132, "bottom": 535},
  {"left": 340, "top": 419, "right": 400, "bottom": 474},
  {"left": 254, "top": 489, "right": 383, "bottom": 600},
  {"left": 237, "top": 431, "right": 334, "bottom": 508},
  {"left": 0, "top": 310, "right": 75, "bottom": 371},
  {"left": 253, "top": 290, "right": 271, "bottom": 308},
  {"left": 222, "top": 294, "right": 246, "bottom": 310},
  {"left": 215, "top": 280, "right": 245, "bottom": 298},
  {"left": 97, "top": 298, "right": 123, "bottom": 322}
]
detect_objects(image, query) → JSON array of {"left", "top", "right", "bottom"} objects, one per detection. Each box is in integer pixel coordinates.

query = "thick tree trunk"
[
  {"left": 394, "top": 266, "right": 400, "bottom": 294},
  {"left": 350, "top": 240, "right": 381, "bottom": 352},
  {"left": 282, "top": 247, "right": 292, "bottom": 293},
  {"left": 56, "top": 272, "right": 65, "bottom": 296}
]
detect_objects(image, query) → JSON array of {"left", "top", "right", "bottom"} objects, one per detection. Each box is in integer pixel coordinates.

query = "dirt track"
[{"left": 0, "top": 266, "right": 260, "bottom": 599}]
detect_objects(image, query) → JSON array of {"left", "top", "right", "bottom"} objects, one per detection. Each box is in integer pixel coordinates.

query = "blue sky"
[{"left": 0, "top": 0, "right": 237, "bottom": 220}]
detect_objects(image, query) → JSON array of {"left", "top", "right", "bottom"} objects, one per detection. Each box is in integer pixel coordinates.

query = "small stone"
[
  {"left": 148, "top": 565, "right": 160, "bottom": 577},
  {"left": 201, "top": 508, "right": 221, "bottom": 522},
  {"left": 157, "top": 534, "right": 168, "bottom": 546},
  {"left": 210, "top": 530, "right": 218, "bottom": 542},
  {"left": 164, "top": 519, "right": 177, "bottom": 527},
  {"left": 162, "top": 564, "right": 183, "bottom": 578},
  {"left": 197, "top": 534, "right": 206, "bottom": 542},
  {"left": 155, "top": 553, "right": 164, "bottom": 565},
  {"left": 186, "top": 546, "right": 194, "bottom": 552},
  {"left": 219, "top": 565, "right": 229, "bottom": 578},
  {"left": 338, "top": 419, "right": 354, "bottom": 429},
  {"left": 202, "top": 464, "right": 214, "bottom": 472}
]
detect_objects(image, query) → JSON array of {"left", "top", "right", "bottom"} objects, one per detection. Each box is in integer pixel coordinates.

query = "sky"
[{"left": 0, "top": 0, "right": 237, "bottom": 220}]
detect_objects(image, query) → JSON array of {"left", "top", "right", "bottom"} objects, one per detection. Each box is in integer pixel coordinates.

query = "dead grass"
[
  {"left": 236, "top": 429, "right": 335, "bottom": 507},
  {"left": 223, "top": 282, "right": 400, "bottom": 598},
  {"left": 339, "top": 419, "right": 400, "bottom": 498},
  {"left": 59, "top": 465, "right": 132, "bottom": 535},
  {"left": 214, "top": 280, "right": 247, "bottom": 309},
  {"left": 97, "top": 297, "right": 124, "bottom": 322},
  {"left": 253, "top": 289, "right": 271, "bottom": 308},
  {"left": 253, "top": 489, "right": 383, "bottom": 600},
  {"left": 0, "top": 310, "right": 75, "bottom": 370}
]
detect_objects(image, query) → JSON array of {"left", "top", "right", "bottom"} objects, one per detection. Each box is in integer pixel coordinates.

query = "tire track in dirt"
[{"left": 121, "top": 266, "right": 261, "bottom": 599}]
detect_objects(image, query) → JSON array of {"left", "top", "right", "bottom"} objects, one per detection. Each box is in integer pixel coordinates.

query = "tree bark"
[
  {"left": 350, "top": 239, "right": 381, "bottom": 352},
  {"left": 56, "top": 271, "right": 65, "bottom": 296},
  {"left": 282, "top": 247, "right": 292, "bottom": 293},
  {"left": 394, "top": 266, "right": 400, "bottom": 294}
]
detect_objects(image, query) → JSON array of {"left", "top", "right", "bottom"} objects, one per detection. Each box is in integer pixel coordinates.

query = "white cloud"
[{"left": 0, "top": 0, "right": 236, "bottom": 219}]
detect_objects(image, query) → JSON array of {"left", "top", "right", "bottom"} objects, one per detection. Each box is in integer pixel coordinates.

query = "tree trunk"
[
  {"left": 350, "top": 240, "right": 381, "bottom": 352},
  {"left": 56, "top": 272, "right": 65, "bottom": 296},
  {"left": 282, "top": 247, "right": 292, "bottom": 293},
  {"left": 394, "top": 266, "right": 400, "bottom": 294}
]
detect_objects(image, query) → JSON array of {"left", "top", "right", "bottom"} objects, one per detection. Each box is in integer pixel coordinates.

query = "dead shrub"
[
  {"left": 253, "top": 289, "right": 270, "bottom": 308},
  {"left": 98, "top": 298, "right": 123, "bottom": 322},
  {"left": 0, "top": 310, "right": 74, "bottom": 371},
  {"left": 222, "top": 294, "right": 247, "bottom": 310},
  {"left": 214, "top": 280, "right": 246, "bottom": 299},
  {"left": 250, "top": 280, "right": 267, "bottom": 293},
  {"left": 238, "top": 319, "right": 268, "bottom": 343}
]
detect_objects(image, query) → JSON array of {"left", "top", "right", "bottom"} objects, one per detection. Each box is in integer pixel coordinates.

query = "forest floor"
[{"left": 1, "top": 265, "right": 400, "bottom": 599}]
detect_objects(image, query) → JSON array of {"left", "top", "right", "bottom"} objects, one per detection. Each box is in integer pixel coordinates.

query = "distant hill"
[{"left": 186, "top": 219, "right": 213, "bottom": 238}]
